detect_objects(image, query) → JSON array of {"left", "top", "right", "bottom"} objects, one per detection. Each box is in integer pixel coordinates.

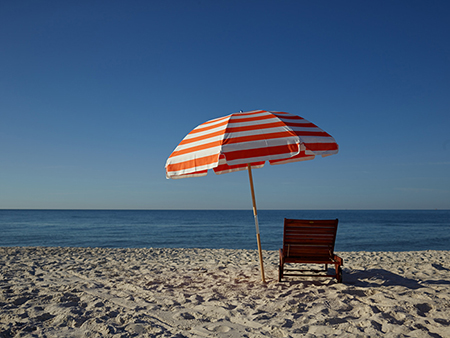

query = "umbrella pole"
[{"left": 247, "top": 164, "right": 266, "bottom": 283}]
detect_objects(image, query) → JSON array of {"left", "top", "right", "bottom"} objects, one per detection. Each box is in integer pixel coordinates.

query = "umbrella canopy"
[
  {"left": 166, "top": 110, "right": 338, "bottom": 179},
  {"left": 165, "top": 110, "right": 339, "bottom": 282}
]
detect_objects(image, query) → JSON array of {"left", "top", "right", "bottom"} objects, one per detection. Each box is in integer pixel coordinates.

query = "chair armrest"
[{"left": 333, "top": 254, "right": 343, "bottom": 266}]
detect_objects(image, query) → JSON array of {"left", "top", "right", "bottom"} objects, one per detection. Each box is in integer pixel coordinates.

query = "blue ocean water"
[{"left": 0, "top": 210, "right": 449, "bottom": 252}]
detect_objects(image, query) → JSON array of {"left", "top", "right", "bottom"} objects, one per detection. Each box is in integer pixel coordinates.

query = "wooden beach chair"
[{"left": 279, "top": 219, "right": 343, "bottom": 283}]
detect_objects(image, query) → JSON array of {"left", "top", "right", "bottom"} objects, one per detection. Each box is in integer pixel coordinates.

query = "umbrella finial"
[{"left": 239, "top": 110, "right": 243, "bottom": 113}]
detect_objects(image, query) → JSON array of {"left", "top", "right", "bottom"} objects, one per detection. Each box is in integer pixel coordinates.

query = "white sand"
[{"left": 1, "top": 247, "right": 449, "bottom": 338}]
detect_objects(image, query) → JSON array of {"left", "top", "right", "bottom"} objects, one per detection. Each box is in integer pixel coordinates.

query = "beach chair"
[{"left": 279, "top": 218, "right": 343, "bottom": 283}]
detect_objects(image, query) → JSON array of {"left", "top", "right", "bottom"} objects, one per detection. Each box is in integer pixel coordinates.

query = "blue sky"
[{"left": 1, "top": 1, "right": 449, "bottom": 210}]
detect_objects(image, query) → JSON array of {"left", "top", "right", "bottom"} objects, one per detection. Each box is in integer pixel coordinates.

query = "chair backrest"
[{"left": 282, "top": 219, "right": 339, "bottom": 259}]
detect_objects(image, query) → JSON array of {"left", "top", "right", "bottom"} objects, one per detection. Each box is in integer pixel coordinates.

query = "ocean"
[{"left": 0, "top": 210, "right": 449, "bottom": 252}]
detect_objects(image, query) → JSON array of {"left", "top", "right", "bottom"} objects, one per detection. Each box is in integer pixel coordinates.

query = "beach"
[{"left": 1, "top": 247, "right": 449, "bottom": 337}]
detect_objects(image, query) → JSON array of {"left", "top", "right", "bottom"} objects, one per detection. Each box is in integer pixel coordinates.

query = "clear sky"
[{"left": 1, "top": 1, "right": 449, "bottom": 210}]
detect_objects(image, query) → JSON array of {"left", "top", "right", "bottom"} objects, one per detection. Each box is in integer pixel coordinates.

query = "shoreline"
[{"left": 1, "top": 247, "right": 450, "bottom": 337}]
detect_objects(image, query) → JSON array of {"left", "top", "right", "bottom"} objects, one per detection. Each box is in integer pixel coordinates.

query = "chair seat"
[{"left": 284, "top": 257, "right": 336, "bottom": 264}]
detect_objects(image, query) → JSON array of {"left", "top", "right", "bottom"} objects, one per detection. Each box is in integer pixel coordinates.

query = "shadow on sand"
[
  {"left": 277, "top": 265, "right": 450, "bottom": 289},
  {"left": 343, "top": 268, "right": 450, "bottom": 289}
]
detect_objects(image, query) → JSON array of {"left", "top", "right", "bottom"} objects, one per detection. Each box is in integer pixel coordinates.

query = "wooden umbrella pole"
[{"left": 247, "top": 164, "right": 266, "bottom": 283}]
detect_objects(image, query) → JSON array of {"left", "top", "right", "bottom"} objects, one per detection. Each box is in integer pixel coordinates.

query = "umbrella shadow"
[
  {"left": 276, "top": 266, "right": 450, "bottom": 289},
  {"left": 343, "top": 268, "right": 450, "bottom": 289},
  {"left": 343, "top": 269, "right": 422, "bottom": 289},
  {"left": 431, "top": 263, "right": 450, "bottom": 272}
]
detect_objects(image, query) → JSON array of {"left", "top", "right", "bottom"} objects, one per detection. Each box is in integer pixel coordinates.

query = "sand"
[{"left": 1, "top": 247, "right": 449, "bottom": 338}]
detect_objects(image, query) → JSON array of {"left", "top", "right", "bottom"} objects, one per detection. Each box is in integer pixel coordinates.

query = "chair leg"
[
  {"left": 278, "top": 249, "right": 284, "bottom": 282},
  {"left": 278, "top": 260, "right": 284, "bottom": 282},
  {"left": 336, "top": 265, "right": 343, "bottom": 283}
]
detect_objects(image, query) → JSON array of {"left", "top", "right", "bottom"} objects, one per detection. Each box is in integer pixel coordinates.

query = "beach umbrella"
[{"left": 165, "top": 110, "right": 338, "bottom": 282}]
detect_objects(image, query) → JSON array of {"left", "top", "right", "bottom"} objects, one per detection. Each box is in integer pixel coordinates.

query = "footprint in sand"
[
  {"left": 207, "top": 325, "right": 231, "bottom": 333},
  {"left": 176, "top": 312, "right": 196, "bottom": 320}
]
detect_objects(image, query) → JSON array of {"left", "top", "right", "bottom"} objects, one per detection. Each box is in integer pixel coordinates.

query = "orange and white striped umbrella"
[
  {"left": 165, "top": 110, "right": 338, "bottom": 283},
  {"left": 166, "top": 110, "right": 338, "bottom": 179}
]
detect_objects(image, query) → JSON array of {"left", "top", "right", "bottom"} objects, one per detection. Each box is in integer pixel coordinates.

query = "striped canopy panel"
[{"left": 165, "top": 110, "right": 338, "bottom": 179}]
